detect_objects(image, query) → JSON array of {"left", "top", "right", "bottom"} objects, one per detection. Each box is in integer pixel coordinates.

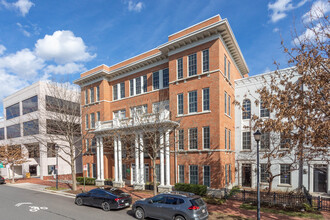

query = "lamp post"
[
  {"left": 254, "top": 130, "right": 261, "bottom": 220},
  {"left": 55, "top": 144, "right": 59, "bottom": 190}
]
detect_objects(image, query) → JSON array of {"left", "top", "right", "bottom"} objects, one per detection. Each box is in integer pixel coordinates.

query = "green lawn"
[
  {"left": 240, "top": 203, "right": 324, "bottom": 220},
  {"left": 45, "top": 187, "right": 69, "bottom": 191}
]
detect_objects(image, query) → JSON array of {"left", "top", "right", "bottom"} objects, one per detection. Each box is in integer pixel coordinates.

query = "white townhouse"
[
  {"left": 234, "top": 68, "right": 329, "bottom": 194},
  {"left": 0, "top": 81, "right": 82, "bottom": 180}
]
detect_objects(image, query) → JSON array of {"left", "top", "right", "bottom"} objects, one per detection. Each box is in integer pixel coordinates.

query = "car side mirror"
[{"left": 148, "top": 199, "right": 153, "bottom": 204}]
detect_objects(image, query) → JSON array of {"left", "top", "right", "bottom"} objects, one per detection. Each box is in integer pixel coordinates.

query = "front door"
[
  {"left": 314, "top": 165, "right": 327, "bottom": 193},
  {"left": 242, "top": 164, "right": 252, "bottom": 187},
  {"left": 29, "top": 165, "right": 37, "bottom": 176}
]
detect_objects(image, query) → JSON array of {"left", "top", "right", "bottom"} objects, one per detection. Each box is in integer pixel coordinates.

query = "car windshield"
[{"left": 104, "top": 188, "right": 127, "bottom": 197}]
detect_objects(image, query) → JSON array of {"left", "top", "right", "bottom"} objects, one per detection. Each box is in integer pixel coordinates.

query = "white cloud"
[
  {"left": 0, "top": 48, "right": 44, "bottom": 79},
  {"left": 1, "top": 0, "right": 34, "bottom": 16},
  {"left": 44, "top": 63, "right": 86, "bottom": 75},
  {"left": 128, "top": 0, "right": 143, "bottom": 12},
  {"left": 273, "top": 27, "right": 280, "bottom": 32},
  {"left": 35, "top": 30, "right": 96, "bottom": 64},
  {"left": 0, "top": 45, "right": 6, "bottom": 55},
  {"left": 16, "top": 22, "right": 31, "bottom": 37},
  {"left": 0, "top": 69, "right": 29, "bottom": 101},
  {"left": 268, "top": 0, "right": 308, "bottom": 23},
  {"left": 293, "top": 23, "right": 329, "bottom": 44},
  {"left": 302, "top": 0, "right": 330, "bottom": 23}
]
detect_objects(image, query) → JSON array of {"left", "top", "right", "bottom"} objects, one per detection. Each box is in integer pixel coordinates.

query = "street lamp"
[
  {"left": 254, "top": 130, "right": 261, "bottom": 220},
  {"left": 55, "top": 144, "right": 59, "bottom": 190}
]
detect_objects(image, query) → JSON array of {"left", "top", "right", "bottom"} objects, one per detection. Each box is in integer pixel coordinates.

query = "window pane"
[
  {"left": 85, "top": 114, "right": 89, "bottom": 129},
  {"left": 189, "top": 165, "right": 198, "bottom": 184},
  {"left": 153, "top": 71, "right": 159, "bottom": 90},
  {"left": 113, "top": 84, "right": 118, "bottom": 100},
  {"left": 85, "top": 90, "right": 88, "bottom": 104},
  {"left": 177, "top": 58, "right": 183, "bottom": 79},
  {"left": 242, "top": 99, "right": 251, "bottom": 119},
  {"left": 189, "top": 91, "right": 197, "bottom": 113},
  {"left": 130, "top": 79, "right": 134, "bottom": 96},
  {"left": 143, "top": 75, "right": 147, "bottom": 93},
  {"left": 91, "top": 113, "right": 95, "bottom": 129},
  {"left": 163, "top": 68, "right": 169, "bottom": 88},
  {"left": 203, "top": 88, "right": 210, "bottom": 111},
  {"left": 96, "top": 86, "right": 100, "bottom": 101},
  {"left": 203, "top": 127, "right": 210, "bottom": 149},
  {"left": 261, "top": 133, "right": 270, "bottom": 150},
  {"left": 27, "top": 143, "right": 39, "bottom": 158},
  {"left": 188, "top": 54, "right": 197, "bottom": 76},
  {"left": 225, "top": 128, "right": 227, "bottom": 149},
  {"left": 242, "top": 132, "right": 251, "bottom": 150},
  {"left": 90, "top": 88, "right": 94, "bottom": 103},
  {"left": 280, "top": 164, "right": 291, "bottom": 184},
  {"left": 178, "top": 93, "right": 183, "bottom": 115},
  {"left": 22, "top": 96, "right": 38, "bottom": 115},
  {"left": 260, "top": 100, "right": 270, "bottom": 117},
  {"left": 228, "top": 61, "right": 231, "bottom": 80},
  {"left": 228, "top": 95, "right": 231, "bottom": 116},
  {"left": 178, "top": 165, "right": 184, "bottom": 183},
  {"left": 7, "top": 124, "right": 20, "bottom": 139},
  {"left": 203, "top": 165, "right": 210, "bottom": 187},
  {"left": 6, "top": 103, "right": 20, "bottom": 120},
  {"left": 136, "top": 77, "right": 141, "bottom": 95},
  {"left": 0, "top": 128, "right": 4, "bottom": 140},
  {"left": 23, "top": 119, "right": 39, "bottom": 136},
  {"left": 189, "top": 128, "right": 198, "bottom": 149},
  {"left": 179, "top": 129, "right": 184, "bottom": 150},
  {"left": 203, "top": 50, "right": 209, "bottom": 72},
  {"left": 228, "top": 130, "right": 231, "bottom": 149},
  {"left": 260, "top": 164, "right": 269, "bottom": 183},
  {"left": 46, "top": 95, "right": 80, "bottom": 116},
  {"left": 224, "top": 92, "right": 227, "bottom": 114},
  {"left": 120, "top": 82, "right": 125, "bottom": 98},
  {"left": 224, "top": 55, "right": 227, "bottom": 76}
]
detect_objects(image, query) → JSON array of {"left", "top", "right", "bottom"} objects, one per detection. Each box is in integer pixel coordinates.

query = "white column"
[
  {"left": 114, "top": 136, "right": 118, "bottom": 182},
  {"left": 96, "top": 137, "right": 101, "bottom": 180},
  {"left": 100, "top": 137, "right": 104, "bottom": 180},
  {"left": 160, "top": 132, "right": 165, "bottom": 186},
  {"left": 135, "top": 134, "right": 140, "bottom": 184},
  {"left": 165, "top": 131, "right": 170, "bottom": 186},
  {"left": 118, "top": 136, "right": 123, "bottom": 182},
  {"left": 139, "top": 133, "right": 144, "bottom": 184}
]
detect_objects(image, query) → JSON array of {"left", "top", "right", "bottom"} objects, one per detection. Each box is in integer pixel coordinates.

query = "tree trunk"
[
  {"left": 152, "top": 159, "right": 157, "bottom": 195},
  {"left": 11, "top": 165, "right": 15, "bottom": 183},
  {"left": 71, "top": 162, "right": 77, "bottom": 191},
  {"left": 268, "top": 179, "right": 273, "bottom": 194}
]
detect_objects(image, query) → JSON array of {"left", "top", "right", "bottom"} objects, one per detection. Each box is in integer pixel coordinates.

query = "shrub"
[
  {"left": 76, "top": 177, "right": 96, "bottom": 185},
  {"left": 174, "top": 183, "right": 207, "bottom": 196}
]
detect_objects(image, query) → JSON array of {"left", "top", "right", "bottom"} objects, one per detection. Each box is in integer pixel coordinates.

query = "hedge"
[
  {"left": 174, "top": 183, "right": 207, "bottom": 196},
  {"left": 76, "top": 177, "right": 96, "bottom": 185}
]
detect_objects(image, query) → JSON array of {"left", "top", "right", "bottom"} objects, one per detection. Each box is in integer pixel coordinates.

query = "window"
[
  {"left": 188, "top": 53, "right": 197, "bottom": 76},
  {"left": 166, "top": 197, "right": 180, "bottom": 205},
  {"left": 178, "top": 129, "right": 184, "bottom": 150},
  {"left": 229, "top": 164, "right": 232, "bottom": 183},
  {"left": 242, "top": 99, "right": 251, "bottom": 119},
  {"left": 189, "top": 128, "right": 198, "bottom": 149},
  {"left": 260, "top": 100, "right": 270, "bottom": 117},
  {"left": 203, "top": 88, "right": 210, "bottom": 111},
  {"left": 260, "top": 164, "right": 269, "bottom": 183},
  {"left": 6, "top": 103, "right": 20, "bottom": 120},
  {"left": 87, "top": 163, "right": 90, "bottom": 177},
  {"left": 280, "top": 133, "right": 291, "bottom": 149},
  {"left": 85, "top": 90, "right": 88, "bottom": 104},
  {"left": 203, "top": 165, "right": 210, "bottom": 187},
  {"left": 189, "top": 165, "right": 198, "bottom": 184},
  {"left": 153, "top": 101, "right": 169, "bottom": 114},
  {"left": 91, "top": 138, "right": 96, "bottom": 153},
  {"left": 156, "top": 164, "right": 160, "bottom": 183},
  {"left": 90, "top": 87, "right": 94, "bottom": 103},
  {"left": 228, "top": 95, "right": 231, "bottom": 116},
  {"left": 280, "top": 164, "right": 291, "bottom": 184},
  {"left": 22, "top": 96, "right": 38, "bottom": 114},
  {"left": 46, "top": 96, "right": 80, "bottom": 116},
  {"left": 131, "top": 105, "right": 147, "bottom": 117},
  {"left": 96, "top": 86, "right": 100, "bottom": 101},
  {"left": 7, "top": 124, "right": 20, "bottom": 139},
  {"left": 90, "top": 113, "right": 95, "bottom": 129},
  {"left": 23, "top": 119, "right": 39, "bottom": 136},
  {"left": 202, "top": 49, "right": 209, "bottom": 72},
  {"left": 130, "top": 79, "right": 134, "bottom": 96},
  {"left": 47, "top": 143, "right": 56, "bottom": 157},
  {"left": 0, "top": 128, "right": 4, "bottom": 140},
  {"left": 260, "top": 132, "right": 270, "bottom": 150},
  {"left": 143, "top": 75, "right": 147, "bottom": 93},
  {"left": 86, "top": 139, "right": 89, "bottom": 152},
  {"left": 188, "top": 91, "right": 197, "bottom": 113},
  {"left": 177, "top": 58, "right": 183, "bottom": 79},
  {"left": 153, "top": 71, "right": 159, "bottom": 90},
  {"left": 177, "top": 93, "right": 183, "bottom": 115},
  {"left": 92, "top": 163, "right": 97, "bottom": 178},
  {"left": 228, "top": 130, "right": 231, "bottom": 150},
  {"left": 48, "top": 165, "right": 55, "bottom": 175},
  {"left": 178, "top": 165, "right": 184, "bottom": 183},
  {"left": 113, "top": 109, "right": 126, "bottom": 119},
  {"left": 225, "top": 128, "right": 227, "bottom": 149},
  {"left": 152, "top": 195, "right": 165, "bottom": 204},
  {"left": 225, "top": 164, "right": 228, "bottom": 185},
  {"left": 228, "top": 61, "right": 231, "bottom": 81},
  {"left": 163, "top": 68, "right": 169, "bottom": 88},
  {"left": 85, "top": 114, "right": 89, "bottom": 129},
  {"left": 224, "top": 92, "right": 227, "bottom": 114},
  {"left": 242, "top": 132, "right": 251, "bottom": 150},
  {"left": 136, "top": 77, "right": 141, "bottom": 95},
  {"left": 203, "top": 127, "right": 210, "bottom": 149},
  {"left": 97, "top": 112, "right": 100, "bottom": 122},
  {"left": 27, "top": 144, "right": 39, "bottom": 158},
  {"left": 113, "top": 84, "right": 118, "bottom": 100},
  {"left": 224, "top": 55, "right": 227, "bottom": 76},
  {"left": 120, "top": 82, "right": 125, "bottom": 98}
]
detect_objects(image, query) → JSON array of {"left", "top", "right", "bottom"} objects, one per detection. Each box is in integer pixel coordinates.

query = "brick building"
[{"left": 74, "top": 15, "right": 249, "bottom": 191}]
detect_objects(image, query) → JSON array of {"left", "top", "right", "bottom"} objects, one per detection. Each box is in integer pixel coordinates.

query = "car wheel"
[
  {"left": 102, "top": 202, "right": 111, "bottom": 212},
  {"left": 75, "top": 197, "right": 83, "bottom": 206},
  {"left": 174, "top": 215, "right": 185, "bottom": 220},
  {"left": 135, "top": 207, "right": 145, "bottom": 220}
]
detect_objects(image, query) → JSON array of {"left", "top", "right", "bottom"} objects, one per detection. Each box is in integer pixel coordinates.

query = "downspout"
[{"left": 174, "top": 128, "right": 177, "bottom": 184}]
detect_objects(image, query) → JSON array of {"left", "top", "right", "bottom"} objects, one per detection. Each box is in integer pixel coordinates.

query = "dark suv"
[
  {"left": 132, "top": 191, "right": 208, "bottom": 220},
  {"left": 0, "top": 175, "right": 5, "bottom": 184}
]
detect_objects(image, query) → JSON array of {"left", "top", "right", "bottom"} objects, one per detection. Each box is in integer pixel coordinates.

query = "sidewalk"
[{"left": 6, "top": 178, "right": 328, "bottom": 220}]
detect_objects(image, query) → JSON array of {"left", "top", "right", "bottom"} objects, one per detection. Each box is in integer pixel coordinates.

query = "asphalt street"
[{"left": 0, "top": 184, "right": 135, "bottom": 220}]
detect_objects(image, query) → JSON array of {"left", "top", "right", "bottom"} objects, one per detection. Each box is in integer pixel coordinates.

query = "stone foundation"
[
  {"left": 95, "top": 179, "right": 104, "bottom": 186},
  {"left": 133, "top": 183, "right": 145, "bottom": 190},
  {"left": 113, "top": 181, "right": 125, "bottom": 188},
  {"left": 158, "top": 185, "right": 172, "bottom": 193}
]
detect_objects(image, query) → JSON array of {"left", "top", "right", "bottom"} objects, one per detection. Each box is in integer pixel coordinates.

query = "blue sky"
[{"left": 0, "top": 0, "right": 328, "bottom": 117}]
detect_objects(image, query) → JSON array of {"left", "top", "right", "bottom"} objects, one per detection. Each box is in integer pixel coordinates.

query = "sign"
[
  {"left": 0, "top": 163, "right": 4, "bottom": 168},
  {"left": 83, "top": 165, "right": 87, "bottom": 171}
]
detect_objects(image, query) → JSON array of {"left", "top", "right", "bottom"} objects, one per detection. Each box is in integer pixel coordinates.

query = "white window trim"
[
  {"left": 228, "top": 129, "right": 231, "bottom": 150},
  {"left": 202, "top": 49, "right": 209, "bottom": 73},
  {"left": 85, "top": 114, "right": 89, "bottom": 130},
  {"left": 188, "top": 90, "right": 197, "bottom": 114},
  {"left": 189, "top": 165, "right": 198, "bottom": 185},
  {"left": 202, "top": 88, "right": 210, "bottom": 112},
  {"left": 89, "top": 88, "right": 93, "bottom": 103},
  {"left": 96, "top": 86, "right": 100, "bottom": 101},
  {"left": 228, "top": 95, "right": 231, "bottom": 116},
  {"left": 224, "top": 92, "right": 227, "bottom": 115},
  {"left": 225, "top": 128, "right": 227, "bottom": 149},
  {"left": 90, "top": 113, "right": 95, "bottom": 129},
  {"left": 242, "top": 131, "right": 251, "bottom": 150},
  {"left": 177, "top": 93, "right": 183, "bottom": 115},
  {"left": 85, "top": 90, "right": 88, "bottom": 104},
  {"left": 187, "top": 53, "right": 197, "bottom": 77},
  {"left": 203, "top": 165, "right": 210, "bottom": 187},
  {"left": 177, "top": 57, "right": 183, "bottom": 80},
  {"left": 188, "top": 127, "right": 198, "bottom": 150},
  {"left": 202, "top": 126, "right": 210, "bottom": 149},
  {"left": 178, "top": 165, "right": 184, "bottom": 184}
]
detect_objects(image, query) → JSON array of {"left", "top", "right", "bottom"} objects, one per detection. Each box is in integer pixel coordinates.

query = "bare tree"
[{"left": 0, "top": 144, "right": 28, "bottom": 183}]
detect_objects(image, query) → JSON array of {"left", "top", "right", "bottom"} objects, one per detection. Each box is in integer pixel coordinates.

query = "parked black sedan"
[
  {"left": 75, "top": 188, "right": 132, "bottom": 211},
  {"left": 0, "top": 175, "right": 5, "bottom": 184}
]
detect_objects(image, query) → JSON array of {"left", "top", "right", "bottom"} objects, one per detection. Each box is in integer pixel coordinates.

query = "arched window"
[{"left": 242, "top": 99, "right": 251, "bottom": 119}]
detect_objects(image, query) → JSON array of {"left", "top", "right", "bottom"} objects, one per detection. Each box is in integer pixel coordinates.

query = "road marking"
[
  {"left": 15, "top": 202, "right": 32, "bottom": 207},
  {"left": 15, "top": 202, "right": 48, "bottom": 213}
]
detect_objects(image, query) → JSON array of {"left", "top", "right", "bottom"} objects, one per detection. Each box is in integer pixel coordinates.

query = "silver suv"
[{"left": 132, "top": 191, "right": 208, "bottom": 220}]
